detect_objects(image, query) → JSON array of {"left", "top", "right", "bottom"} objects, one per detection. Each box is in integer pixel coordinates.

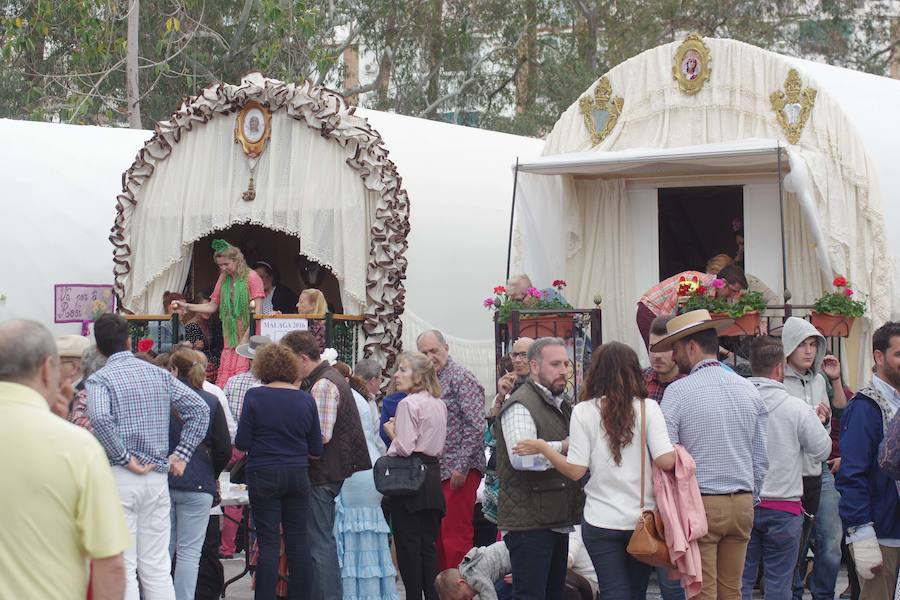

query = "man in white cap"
[
  {"left": 56, "top": 335, "right": 91, "bottom": 390},
  {"left": 652, "top": 309, "right": 769, "bottom": 600}
]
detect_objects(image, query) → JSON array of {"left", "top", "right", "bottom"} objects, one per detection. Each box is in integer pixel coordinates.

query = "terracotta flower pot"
[
  {"left": 517, "top": 314, "right": 575, "bottom": 340},
  {"left": 811, "top": 311, "right": 855, "bottom": 338},
  {"left": 711, "top": 311, "right": 760, "bottom": 337}
]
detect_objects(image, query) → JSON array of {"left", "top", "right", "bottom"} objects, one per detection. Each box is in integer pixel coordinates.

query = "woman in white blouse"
[{"left": 515, "top": 342, "right": 676, "bottom": 600}]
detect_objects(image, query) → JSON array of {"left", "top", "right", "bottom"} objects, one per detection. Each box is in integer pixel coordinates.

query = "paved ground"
[{"left": 221, "top": 557, "right": 850, "bottom": 599}]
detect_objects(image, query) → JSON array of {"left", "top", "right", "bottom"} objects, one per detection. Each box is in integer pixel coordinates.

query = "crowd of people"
[{"left": 2, "top": 240, "right": 900, "bottom": 600}]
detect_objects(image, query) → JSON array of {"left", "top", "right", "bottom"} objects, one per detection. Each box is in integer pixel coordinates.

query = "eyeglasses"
[{"left": 510, "top": 352, "right": 528, "bottom": 359}]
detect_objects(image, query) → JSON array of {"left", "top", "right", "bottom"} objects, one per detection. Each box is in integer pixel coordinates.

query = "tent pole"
[
  {"left": 777, "top": 145, "right": 789, "bottom": 301},
  {"left": 505, "top": 158, "right": 520, "bottom": 282}
]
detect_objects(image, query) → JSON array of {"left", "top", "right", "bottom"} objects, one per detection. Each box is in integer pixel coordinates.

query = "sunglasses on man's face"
[{"left": 510, "top": 352, "right": 528, "bottom": 359}]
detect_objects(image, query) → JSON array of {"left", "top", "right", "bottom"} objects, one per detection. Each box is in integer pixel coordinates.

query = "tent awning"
[{"left": 516, "top": 138, "right": 787, "bottom": 179}]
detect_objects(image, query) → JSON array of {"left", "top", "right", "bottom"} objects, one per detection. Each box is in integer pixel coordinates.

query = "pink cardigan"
[{"left": 652, "top": 445, "right": 708, "bottom": 598}]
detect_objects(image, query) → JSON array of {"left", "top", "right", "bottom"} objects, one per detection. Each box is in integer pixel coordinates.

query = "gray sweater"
[
  {"left": 782, "top": 316, "right": 830, "bottom": 476},
  {"left": 751, "top": 377, "right": 831, "bottom": 501},
  {"left": 458, "top": 541, "right": 511, "bottom": 600}
]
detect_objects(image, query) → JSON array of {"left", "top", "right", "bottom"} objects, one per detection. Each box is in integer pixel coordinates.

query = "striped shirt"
[
  {"left": 87, "top": 351, "right": 209, "bottom": 472},
  {"left": 223, "top": 371, "right": 261, "bottom": 422},
  {"left": 661, "top": 359, "right": 768, "bottom": 497},
  {"left": 310, "top": 378, "right": 340, "bottom": 443},
  {"left": 640, "top": 271, "right": 716, "bottom": 316}
]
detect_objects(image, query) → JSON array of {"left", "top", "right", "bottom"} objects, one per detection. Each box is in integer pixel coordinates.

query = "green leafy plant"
[
  {"left": 485, "top": 280, "right": 572, "bottom": 324},
  {"left": 730, "top": 291, "right": 767, "bottom": 317},
  {"left": 813, "top": 276, "right": 867, "bottom": 318}
]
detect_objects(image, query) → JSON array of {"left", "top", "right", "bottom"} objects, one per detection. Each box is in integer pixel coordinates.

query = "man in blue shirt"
[
  {"left": 653, "top": 310, "right": 768, "bottom": 600},
  {"left": 836, "top": 321, "right": 900, "bottom": 600}
]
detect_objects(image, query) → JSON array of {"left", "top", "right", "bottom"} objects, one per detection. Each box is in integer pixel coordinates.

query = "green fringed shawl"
[{"left": 220, "top": 273, "right": 250, "bottom": 347}]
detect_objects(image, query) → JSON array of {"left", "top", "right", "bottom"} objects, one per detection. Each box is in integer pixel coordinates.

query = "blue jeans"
[
  {"left": 504, "top": 530, "right": 569, "bottom": 600},
  {"left": 741, "top": 507, "right": 803, "bottom": 600},
  {"left": 793, "top": 468, "right": 843, "bottom": 600},
  {"left": 169, "top": 489, "right": 214, "bottom": 600},
  {"left": 581, "top": 522, "right": 651, "bottom": 600},
  {"left": 656, "top": 565, "right": 686, "bottom": 600},
  {"left": 249, "top": 467, "right": 313, "bottom": 600},
  {"left": 308, "top": 480, "right": 343, "bottom": 600},
  {"left": 808, "top": 468, "right": 843, "bottom": 600}
]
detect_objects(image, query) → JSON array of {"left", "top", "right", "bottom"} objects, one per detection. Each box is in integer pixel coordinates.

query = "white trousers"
[{"left": 112, "top": 467, "right": 176, "bottom": 600}]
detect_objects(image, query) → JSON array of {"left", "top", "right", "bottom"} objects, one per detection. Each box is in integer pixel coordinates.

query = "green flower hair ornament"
[{"left": 211, "top": 239, "right": 232, "bottom": 253}]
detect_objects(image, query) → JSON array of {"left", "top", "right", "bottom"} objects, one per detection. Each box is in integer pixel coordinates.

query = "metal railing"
[{"left": 124, "top": 313, "right": 365, "bottom": 366}]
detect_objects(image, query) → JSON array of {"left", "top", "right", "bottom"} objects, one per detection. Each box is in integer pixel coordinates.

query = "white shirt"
[
  {"left": 567, "top": 397, "right": 673, "bottom": 530},
  {"left": 203, "top": 380, "right": 237, "bottom": 442}
]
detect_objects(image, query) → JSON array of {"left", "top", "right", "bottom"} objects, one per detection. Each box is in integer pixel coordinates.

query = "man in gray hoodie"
[
  {"left": 781, "top": 317, "right": 848, "bottom": 600},
  {"left": 742, "top": 336, "right": 832, "bottom": 600}
]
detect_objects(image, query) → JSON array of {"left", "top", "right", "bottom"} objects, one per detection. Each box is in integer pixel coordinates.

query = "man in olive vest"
[
  {"left": 496, "top": 337, "right": 583, "bottom": 600},
  {"left": 280, "top": 331, "right": 371, "bottom": 600}
]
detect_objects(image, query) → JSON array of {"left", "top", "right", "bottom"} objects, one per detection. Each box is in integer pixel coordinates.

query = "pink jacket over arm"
[{"left": 652, "top": 444, "right": 708, "bottom": 599}]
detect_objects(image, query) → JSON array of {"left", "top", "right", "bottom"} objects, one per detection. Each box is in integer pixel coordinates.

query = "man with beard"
[
  {"left": 495, "top": 337, "right": 583, "bottom": 600},
  {"left": 836, "top": 321, "right": 900, "bottom": 599},
  {"left": 653, "top": 310, "right": 768, "bottom": 600}
]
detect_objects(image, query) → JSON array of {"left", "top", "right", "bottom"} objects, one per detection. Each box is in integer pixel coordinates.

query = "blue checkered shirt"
[
  {"left": 661, "top": 359, "right": 768, "bottom": 498},
  {"left": 87, "top": 351, "right": 209, "bottom": 472}
]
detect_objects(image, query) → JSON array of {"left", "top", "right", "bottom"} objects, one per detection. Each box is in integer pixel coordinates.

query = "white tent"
[
  {"left": 513, "top": 37, "right": 899, "bottom": 386},
  {"left": 0, "top": 81, "right": 542, "bottom": 387}
]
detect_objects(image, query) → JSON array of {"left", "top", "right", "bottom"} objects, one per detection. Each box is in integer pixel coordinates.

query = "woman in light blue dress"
[{"left": 334, "top": 363, "right": 398, "bottom": 600}]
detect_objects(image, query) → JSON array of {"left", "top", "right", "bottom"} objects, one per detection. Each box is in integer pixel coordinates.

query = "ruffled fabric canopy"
[{"left": 112, "top": 72, "right": 410, "bottom": 366}]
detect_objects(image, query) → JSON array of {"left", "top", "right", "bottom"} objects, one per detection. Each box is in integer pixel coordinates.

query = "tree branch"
[
  {"left": 225, "top": 0, "right": 257, "bottom": 60},
  {"left": 343, "top": 45, "right": 393, "bottom": 97}
]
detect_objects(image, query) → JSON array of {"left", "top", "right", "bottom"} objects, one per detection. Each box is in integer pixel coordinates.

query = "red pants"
[
  {"left": 436, "top": 469, "right": 481, "bottom": 570},
  {"left": 220, "top": 505, "right": 242, "bottom": 556}
]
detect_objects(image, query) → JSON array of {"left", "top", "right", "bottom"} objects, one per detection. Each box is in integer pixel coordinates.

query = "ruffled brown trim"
[{"left": 111, "top": 72, "right": 409, "bottom": 368}]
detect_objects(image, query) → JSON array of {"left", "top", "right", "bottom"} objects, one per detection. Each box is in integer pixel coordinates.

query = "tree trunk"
[
  {"left": 426, "top": 0, "right": 443, "bottom": 108},
  {"left": 126, "top": 0, "right": 142, "bottom": 129},
  {"left": 515, "top": 0, "right": 537, "bottom": 114}
]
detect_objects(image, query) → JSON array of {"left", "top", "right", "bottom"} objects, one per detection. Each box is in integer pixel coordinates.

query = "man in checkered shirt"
[
  {"left": 87, "top": 314, "right": 209, "bottom": 600},
  {"left": 653, "top": 310, "right": 768, "bottom": 600}
]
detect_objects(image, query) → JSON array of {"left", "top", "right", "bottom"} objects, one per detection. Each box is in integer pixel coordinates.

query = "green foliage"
[
  {"left": 813, "top": 288, "right": 867, "bottom": 318},
  {"left": 494, "top": 295, "right": 572, "bottom": 324},
  {"left": 682, "top": 288, "right": 767, "bottom": 317},
  {"left": 682, "top": 292, "right": 731, "bottom": 316},
  {"left": 0, "top": 1, "right": 897, "bottom": 134},
  {"left": 730, "top": 291, "right": 768, "bottom": 318}
]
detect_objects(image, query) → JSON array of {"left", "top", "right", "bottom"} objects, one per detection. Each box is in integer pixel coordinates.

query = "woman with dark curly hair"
[
  {"left": 514, "top": 342, "right": 676, "bottom": 600},
  {"left": 235, "top": 343, "right": 323, "bottom": 600}
]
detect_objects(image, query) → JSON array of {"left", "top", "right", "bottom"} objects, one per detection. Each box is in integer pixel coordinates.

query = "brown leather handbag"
[{"left": 626, "top": 399, "right": 673, "bottom": 568}]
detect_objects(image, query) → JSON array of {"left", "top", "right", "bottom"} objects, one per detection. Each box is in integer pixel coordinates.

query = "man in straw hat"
[
  {"left": 220, "top": 334, "right": 271, "bottom": 559},
  {"left": 652, "top": 309, "right": 769, "bottom": 600}
]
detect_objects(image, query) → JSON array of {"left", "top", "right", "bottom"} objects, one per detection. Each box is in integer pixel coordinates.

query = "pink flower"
[
  {"left": 483, "top": 297, "right": 495, "bottom": 308},
  {"left": 527, "top": 287, "right": 542, "bottom": 299},
  {"left": 845, "top": 288, "right": 854, "bottom": 297},
  {"left": 711, "top": 278, "right": 726, "bottom": 289}
]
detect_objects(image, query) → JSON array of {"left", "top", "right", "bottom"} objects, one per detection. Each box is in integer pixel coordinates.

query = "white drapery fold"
[
  {"left": 124, "top": 110, "right": 369, "bottom": 314},
  {"left": 113, "top": 73, "right": 411, "bottom": 367},
  {"left": 565, "top": 179, "right": 634, "bottom": 346}
]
